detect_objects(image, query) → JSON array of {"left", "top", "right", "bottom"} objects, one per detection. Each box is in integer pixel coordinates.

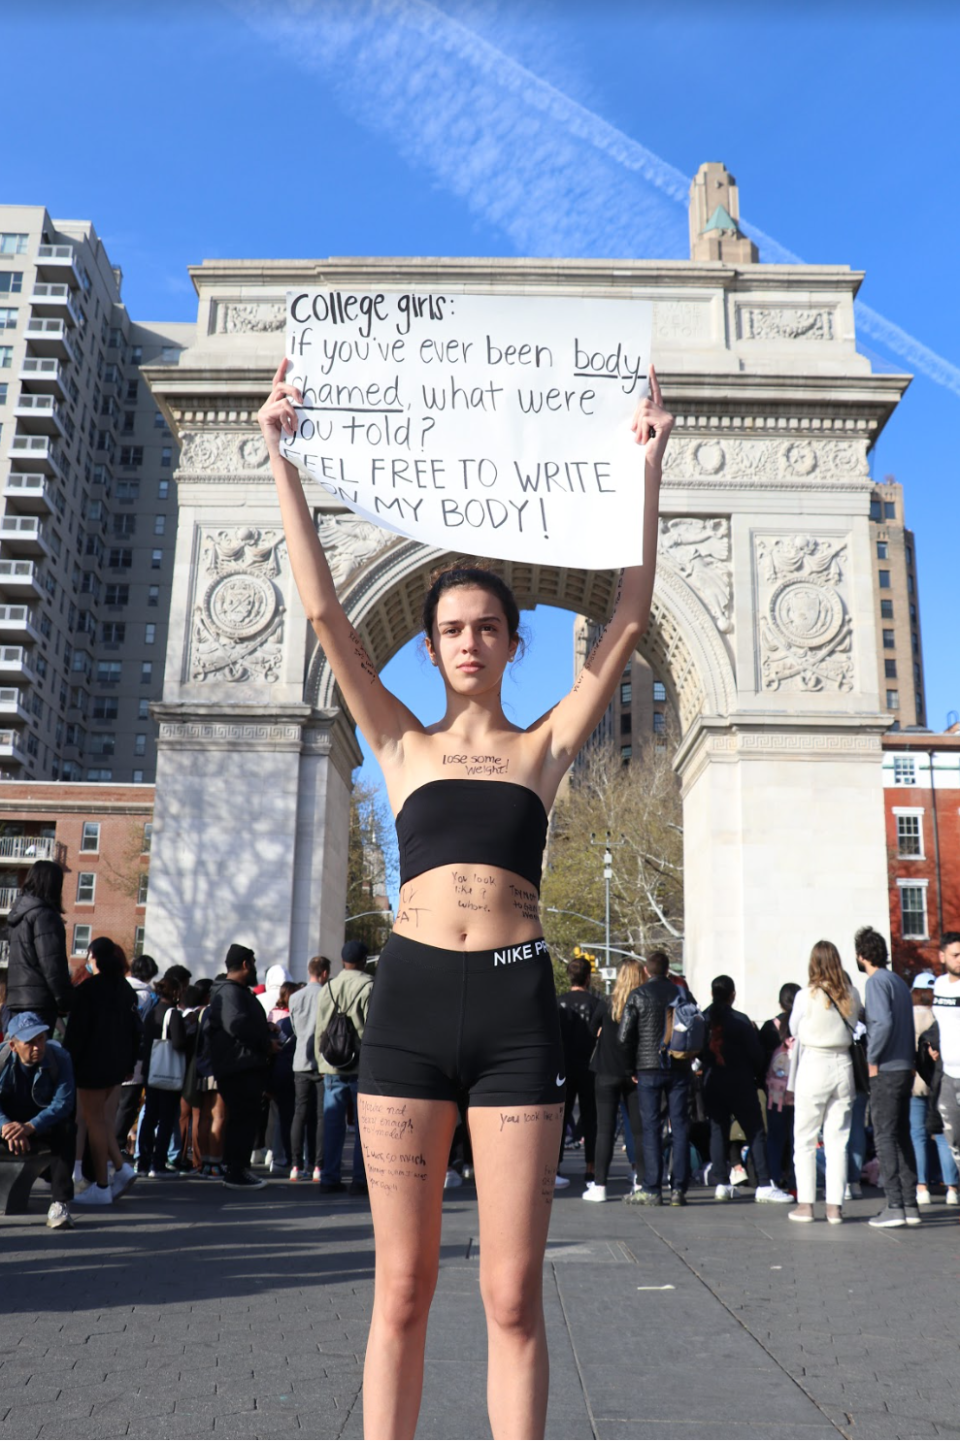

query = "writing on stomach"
[{"left": 392, "top": 865, "right": 541, "bottom": 948}]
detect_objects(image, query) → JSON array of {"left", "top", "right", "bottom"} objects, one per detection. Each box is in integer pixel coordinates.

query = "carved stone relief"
[
  {"left": 661, "top": 436, "right": 869, "bottom": 488},
  {"left": 190, "top": 527, "right": 286, "bottom": 684},
  {"left": 178, "top": 430, "right": 270, "bottom": 473},
  {"left": 315, "top": 513, "right": 396, "bottom": 590},
  {"left": 755, "top": 534, "right": 853, "bottom": 693},
  {"left": 738, "top": 308, "right": 835, "bottom": 341},
  {"left": 215, "top": 302, "right": 285, "bottom": 334},
  {"left": 658, "top": 518, "right": 733, "bottom": 634}
]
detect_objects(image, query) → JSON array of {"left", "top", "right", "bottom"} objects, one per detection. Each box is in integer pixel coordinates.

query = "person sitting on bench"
[{"left": 0, "top": 1010, "right": 77, "bottom": 1229}]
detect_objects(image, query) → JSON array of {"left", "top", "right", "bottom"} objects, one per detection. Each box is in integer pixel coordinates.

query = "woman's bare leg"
[
  {"left": 358, "top": 1096, "right": 457, "bottom": 1440},
  {"left": 468, "top": 1103, "right": 565, "bottom": 1441},
  {"left": 210, "top": 1093, "right": 226, "bottom": 1160}
]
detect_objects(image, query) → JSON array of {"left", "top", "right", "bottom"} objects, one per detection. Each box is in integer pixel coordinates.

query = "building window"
[
  {"left": 0, "top": 307, "right": 19, "bottom": 330},
  {"left": 80, "top": 822, "right": 100, "bottom": 853},
  {"left": 0, "top": 272, "right": 23, "bottom": 293},
  {"left": 133, "top": 925, "right": 145, "bottom": 956},
  {"left": 72, "top": 924, "right": 92, "bottom": 956},
  {"left": 104, "top": 583, "right": 129, "bottom": 607},
  {"left": 76, "top": 872, "right": 96, "bottom": 905},
  {"left": 142, "top": 822, "right": 153, "bottom": 853},
  {"left": 92, "top": 696, "right": 118, "bottom": 720},
  {"left": 130, "top": 345, "right": 143, "bottom": 365},
  {"left": 906, "top": 543, "right": 913, "bottom": 568},
  {"left": 653, "top": 681, "right": 666, "bottom": 702},
  {"left": 878, "top": 570, "right": 891, "bottom": 589},
  {"left": 653, "top": 712, "right": 666, "bottom": 734},
  {"left": 119, "top": 445, "right": 143, "bottom": 468},
  {"left": 876, "top": 541, "right": 888, "bottom": 559},
  {"left": 620, "top": 681, "right": 631, "bottom": 705},
  {"left": 85, "top": 768, "right": 113, "bottom": 782},
  {"left": 147, "top": 585, "right": 159, "bottom": 608},
  {"left": 0, "top": 346, "right": 12, "bottom": 368},
  {"left": 96, "top": 661, "right": 122, "bottom": 685},
  {"left": 620, "top": 745, "right": 632, "bottom": 762},
  {"left": 914, "top": 661, "right": 922, "bottom": 687},
  {"left": 908, "top": 574, "right": 915, "bottom": 595},
  {"left": 125, "top": 379, "right": 139, "bottom": 403},
  {"left": 153, "top": 514, "right": 165, "bottom": 535},
  {"left": 141, "top": 662, "right": 153, "bottom": 684},
  {"left": 138, "top": 698, "right": 150, "bottom": 720},
  {"left": 108, "top": 548, "right": 133, "bottom": 570},
  {"left": 144, "top": 623, "right": 156, "bottom": 645},
  {"left": 882, "top": 629, "right": 895, "bottom": 650},
  {"left": 896, "top": 813, "right": 923, "bottom": 858},
  {"left": 100, "top": 622, "right": 126, "bottom": 645},
  {"left": 134, "top": 733, "right": 146, "bottom": 756},
  {"left": 137, "top": 873, "right": 149, "bottom": 907},
  {"left": 158, "top": 480, "right": 169, "bottom": 499},
  {"left": 0, "top": 233, "right": 28, "bottom": 255},
  {"left": 116, "top": 480, "right": 139, "bottom": 502},
  {"left": 909, "top": 602, "right": 917, "bottom": 623},
  {"left": 899, "top": 883, "right": 928, "bottom": 940},
  {"left": 619, "top": 711, "right": 632, "bottom": 736},
  {"left": 151, "top": 549, "right": 162, "bottom": 569},
  {"left": 884, "top": 501, "right": 896, "bottom": 519},
  {"left": 154, "top": 410, "right": 166, "bottom": 429},
  {"left": 881, "top": 599, "right": 894, "bottom": 619},
  {"left": 160, "top": 447, "right": 172, "bottom": 468},
  {"left": 89, "top": 733, "right": 116, "bottom": 756},
  {"left": 893, "top": 756, "right": 917, "bottom": 785},
  {"left": 884, "top": 659, "right": 897, "bottom": 679},
  {"left": 132, "top": 769, "right": 144, "bottom": 784},
  {"left": 113, "top": 513, "right": 136, "bottom": 537},
  {"left": 886, "top": 690, "right": 899, "bottom": 709}
]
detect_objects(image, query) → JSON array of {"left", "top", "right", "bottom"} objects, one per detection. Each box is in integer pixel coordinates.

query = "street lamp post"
[{"left": 603, "top": 835, "right": 612, "bottom": 975}]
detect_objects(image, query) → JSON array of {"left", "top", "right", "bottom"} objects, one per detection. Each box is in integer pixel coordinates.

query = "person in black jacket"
[
  {"left": 5, "top": 862, "right": 72, "bottom": 1031},
  {"left": 557, "top": 956, "right": 606, "bottom": 1186},
  {"left": 701, "top": 975, "right": 792, "bottom": 1204},
  {"left": 206, "top": 943, "right": 278, "bottom": 1190},
  {"left": 137, "top": 969, "right": 188, "bottom": 1177},
  {"left": 64, "top": 937, "right": 142, "bottom": 1208},
  {"left": 617, "top": 951, "right": 691, "bottom": 1206}
]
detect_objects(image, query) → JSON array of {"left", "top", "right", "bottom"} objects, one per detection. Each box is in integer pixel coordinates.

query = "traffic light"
[{"left": 573, "top": 945, "right": 598, "bottom": 971}]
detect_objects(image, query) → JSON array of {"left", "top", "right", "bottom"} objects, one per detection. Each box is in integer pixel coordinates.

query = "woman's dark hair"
[
  {"left": 711, "top": 974, "right": 736, "bottom": 1006},
  {"left": 279, "top": 981, "right": 304, "bottom": 1009},
  {"left": 21, "top": 859, "right": 64, "bottom": 913},
  {"left": 156, "top": 967, "right": 184, "bottom": 1005},
  {"left": 194, "top": 978, "right": 214, "bottom": 1002},
  {"left": 421, "top": 562, "right": 521, "bottom": 644},
  {"left": 182, "top": 984, "right": 203, "bottom": 1008},
  {"left": 779, "top": 982, "right": 801, "bottom": 1013},
  {"left": 89, "top": 935, "right": 125, "bottom": 980},
  {"left": 131, "top": 954, "right": 159, "bottom": 983}
]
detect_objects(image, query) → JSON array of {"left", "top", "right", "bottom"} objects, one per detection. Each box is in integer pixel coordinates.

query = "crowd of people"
[{"left": 3, "top": 850, "right": 958, "bottom": 1239}]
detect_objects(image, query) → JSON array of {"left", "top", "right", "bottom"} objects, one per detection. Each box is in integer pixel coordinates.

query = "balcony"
[
  {"left": 0, "top": 885, "right": 22, "bottom": 911},
  {"left": 13, "top": 394, "right": 66, "bottom": 437},
  {"left": 0, "top": 605, "right": 43, "bottom": 644},
  {"left": 35, "top": 244, "right": 81, "bottom": 286},
  {"left": 18, "top": 356, "right": 67, "bottom": 399},
  {"left": 0, "top": 516, "right": 53, "bottom": 558},
  {"left": 0, "top": 560, "right": 42, "bottom": 599},
  {"left": 0, "top": 687, "right": 30, "bottom": 723},
  {"left": 6, "top": 436, "right": 63, "bottom": 480},
  {"left": 23, "top": 316, "right": 77, "bottom": 363},
  {"left": 0, "top": 734, "right": 26, "bottom": 771},
  {"left": 0, "top": 647, "right": 36, "bottom": 682},
  {"left": 2, "top": 473, "right": 55, "bottom": 514},
  {"left": 0, "top": 834, "right": 64, "bottom": 866},
  {"left": 30, "top": 283, "right": 82, "bottom": 327}
]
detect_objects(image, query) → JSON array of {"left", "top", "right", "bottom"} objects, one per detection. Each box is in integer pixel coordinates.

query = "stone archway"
[{"left": 142, "top": 254, "right": 904, "bottom": 1004}]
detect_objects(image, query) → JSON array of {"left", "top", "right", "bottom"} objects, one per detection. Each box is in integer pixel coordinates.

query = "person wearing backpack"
[
  {"left": 760, "top": 983, "right": 801, "bottom": 1191},
  {"left": 617, "top": 951, "right": 697, "bottom": 1206},
  {"left": 702, "top": 976, "right": 793, "bottom": 1204},
  {"left": 314, "top": 940, "right": 374, "bottom": 1195},
  {"left": 206, "top": 944, "right": 279, "bottom": 1191}
]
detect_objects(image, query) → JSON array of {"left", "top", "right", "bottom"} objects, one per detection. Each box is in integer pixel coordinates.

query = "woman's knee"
[
  {"left": 375, "top": 1263, "right": 438, "bottom": 1334},
  {"left": 480, "top": 1266, "right": 543, "bottom": 1338}
]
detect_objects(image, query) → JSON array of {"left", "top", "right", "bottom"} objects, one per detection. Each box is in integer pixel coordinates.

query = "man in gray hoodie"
[
  {"left": 856, "top": 925, "right": 919, "bottom": 1228},
  {"left": 287, "top": 954, "right": 330, "bottom": 1178}
]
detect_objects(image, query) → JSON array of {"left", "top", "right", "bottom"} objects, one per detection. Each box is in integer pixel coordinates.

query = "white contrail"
[{"left": 233, "top": 0, "right": 960, "bottom": 398}]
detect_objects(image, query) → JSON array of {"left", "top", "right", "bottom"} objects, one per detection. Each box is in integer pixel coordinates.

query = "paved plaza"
[{"left": 2, "top": 1149, "right": 960, "bottom": 1441}]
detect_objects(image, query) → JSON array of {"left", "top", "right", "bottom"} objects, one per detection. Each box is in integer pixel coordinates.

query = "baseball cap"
[
  {"left": 341, "top": 940, "right": 369, "bottom": 967},
  {"left": 6, "top": 1012, "right": 50, "bottom": 1043},
  {"left": 912, "top": 972, "right": 937, "bottom": 990}
]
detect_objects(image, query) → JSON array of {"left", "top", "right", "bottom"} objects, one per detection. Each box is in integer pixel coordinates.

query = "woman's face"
[{"left": 427, "top": 586, "right": 516, "bottom": 694}]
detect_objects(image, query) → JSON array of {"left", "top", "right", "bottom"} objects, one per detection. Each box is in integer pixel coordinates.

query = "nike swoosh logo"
[{"left": 556, "top": 1074, "right": 566, "bottom": 1087}]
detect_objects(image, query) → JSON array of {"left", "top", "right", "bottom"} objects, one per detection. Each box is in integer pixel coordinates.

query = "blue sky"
[{"left": 5, "top": 0, "right": 957, "bottom": 781}]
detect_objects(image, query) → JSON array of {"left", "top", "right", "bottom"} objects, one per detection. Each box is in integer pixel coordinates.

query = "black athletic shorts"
[{"left": 358, "top": 934, "right": 565, "bottom": 1107}]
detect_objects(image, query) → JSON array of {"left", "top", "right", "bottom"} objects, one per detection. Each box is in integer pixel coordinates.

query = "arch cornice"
[{"left": 305, "top": 540, "right": 736, "bottom": 737}]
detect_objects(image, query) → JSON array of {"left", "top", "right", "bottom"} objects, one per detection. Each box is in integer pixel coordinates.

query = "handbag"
[
  {"left": 828, "top": 994, "right": 869, "bottom": 1095},
  {"left": 147, "top": 1008, "right": 186, "bottom": 1092}
]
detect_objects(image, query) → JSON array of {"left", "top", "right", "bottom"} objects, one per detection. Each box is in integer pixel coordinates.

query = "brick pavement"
[{"left": 2, "top": 1150, "right": 960, "bottom": 1440}]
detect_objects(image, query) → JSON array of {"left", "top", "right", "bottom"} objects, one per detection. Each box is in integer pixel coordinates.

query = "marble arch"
[{"left": 142, "top": 251, "right": 908, "bottom": 1006}]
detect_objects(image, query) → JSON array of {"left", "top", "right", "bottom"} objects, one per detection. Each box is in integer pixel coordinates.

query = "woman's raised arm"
[
  {"left": 535, "top": 366, "right": 674, "bottom": 780},
  {"left": 258, "top": 358, "right": 417, "bottom": 758}
]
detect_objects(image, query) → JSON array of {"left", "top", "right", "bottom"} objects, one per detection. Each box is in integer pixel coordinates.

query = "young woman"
[
  {"left": 584, "top": 958, "right": 644, "bottom": 1203},
  {"left": 789, "top": 940, "right": 862, "bottom": 1224},
  {"left": 137, "top": 969, "right": 188, "bottom": 1177},
  {"left": 258, "top": 355, "right": 672, "bottom": 1440}
]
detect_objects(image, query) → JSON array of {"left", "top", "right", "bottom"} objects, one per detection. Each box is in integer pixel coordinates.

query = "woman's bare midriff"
[{"left": 391, "top": 862, "right": 543, "bottom": 951}]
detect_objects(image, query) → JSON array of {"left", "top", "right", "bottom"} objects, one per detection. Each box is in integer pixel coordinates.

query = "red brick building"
[
  {"left": 0, "top": 781, "right": 154, "bottom": 975},
  {"left": 883, "top": 726, "right": 960, "bottom": 979}
]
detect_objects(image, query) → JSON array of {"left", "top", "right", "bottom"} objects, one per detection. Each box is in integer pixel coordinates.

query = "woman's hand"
[
  {"left": 257, "top": 357, "right": 302, "bottom": 459},
  {"left": 630, "top": 365, "right": 674, "bottom": 464}
]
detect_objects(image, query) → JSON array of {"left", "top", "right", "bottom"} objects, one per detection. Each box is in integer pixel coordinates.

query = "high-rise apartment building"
[
  {"left": 0, "top": 206, "right": 193, "bottom": 784},
  {"left": 571, "top": 616, "right": 675, "bottom": 764},
  {"left": 869, "top": 477, "right": 926, "bottom": 730}
]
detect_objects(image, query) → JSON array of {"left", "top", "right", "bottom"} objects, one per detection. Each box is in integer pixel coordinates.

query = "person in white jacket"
[{"left": 789, "top": 940, "right": 862, "bottom": 1224}]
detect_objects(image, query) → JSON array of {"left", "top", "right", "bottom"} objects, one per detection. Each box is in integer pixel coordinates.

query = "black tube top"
[{"left": 395, "top": 780, "right": 549, "bottom": 892}]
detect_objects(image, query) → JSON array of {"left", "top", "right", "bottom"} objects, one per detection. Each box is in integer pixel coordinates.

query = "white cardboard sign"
[{"left": 281, "top": 289, "right": 652, "bottom": 569}]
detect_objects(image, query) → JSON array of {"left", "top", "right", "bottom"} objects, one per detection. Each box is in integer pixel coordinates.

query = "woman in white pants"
[{"left": 788, "top": 941, "right": 862, "bottom": 1224}]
